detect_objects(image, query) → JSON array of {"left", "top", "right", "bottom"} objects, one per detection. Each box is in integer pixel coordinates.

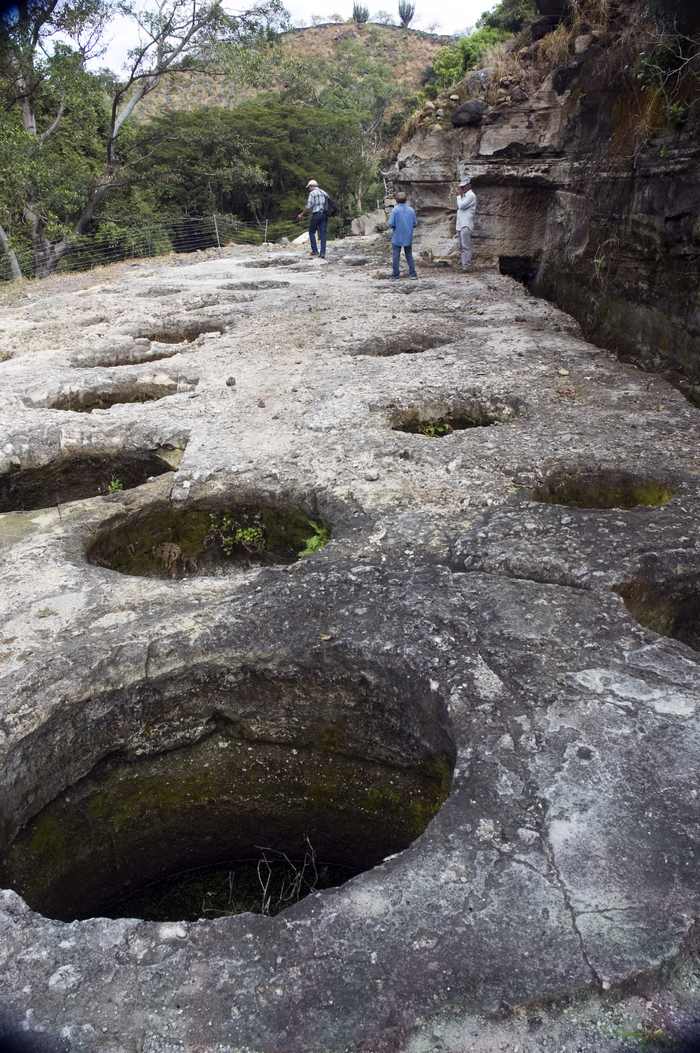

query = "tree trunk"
[{"left": 0, "top": 222, "right": 23, "bottom": 280}]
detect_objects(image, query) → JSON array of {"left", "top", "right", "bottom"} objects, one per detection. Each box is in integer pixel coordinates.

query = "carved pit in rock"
[
  {"left": 138, "top": 320, "right": 225, "bottom": 344},
  {"left": 220, "top": 280, "right": 291, "bottom": 291},
  {"left": 0, "top": 666, "right": 455, "bottom": 922},
  {"left": 531, "top": 468, "right": 675, "bottom": 510},
  {"left": 391, "top": 395, "right": 520, "bottom": 436},
  {"left": 137, "top": 286, "right": 184, "bottom": 298},
  {"left": 87, "top": 500, "right": 331, "bottom": 578},
  {"left": 615, "top": 578, "right": 700, "bottom": 652},
  {"left": 244, "top": 256, "right": 299, "bottom": 269},
  {"left": 0, "top": 450, "right": 179, "bottom": 513},
  {"left": 352, "top": 331, "right": 454, "bottom": 357},
  {"left": 47, "top": 379, "right": 185, "bottom": 413}
]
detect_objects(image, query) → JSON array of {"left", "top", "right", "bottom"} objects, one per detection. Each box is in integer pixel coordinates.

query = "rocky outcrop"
[
  {"left": 392, "top": 9, "right": 700, "bottom": 400},
  {"left": 1, "top": 242, "right": 700, "bottom": 1050}
]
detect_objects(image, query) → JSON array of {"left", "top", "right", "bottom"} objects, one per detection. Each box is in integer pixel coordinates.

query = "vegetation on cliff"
[{"left": 409, "top": 0, "right": 699, "bottom": 143}]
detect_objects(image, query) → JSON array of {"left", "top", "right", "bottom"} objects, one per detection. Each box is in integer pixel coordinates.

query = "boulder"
[
  {"left": 574, "top": 32, "right": 595, "bottom": 54},
  {"left": 451, "top": 99, "right": 488, "bottom": 128},
  {"left": 350, "top": 208, "right": 387, "bottom": 236}
]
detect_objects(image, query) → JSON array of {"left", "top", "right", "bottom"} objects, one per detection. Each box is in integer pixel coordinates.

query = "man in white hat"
[
  {"left": 456, "top": 177, "right": 477, "bottom": 272},
  {"left": 297, "top": 178, "right": 329, "bottom": 259}
]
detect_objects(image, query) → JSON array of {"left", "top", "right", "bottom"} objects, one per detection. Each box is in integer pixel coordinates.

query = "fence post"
[
  {"left": 213, "top": 213, "right": 221, "bottom": 249},
  {"left": 264, "top": 219, "right": 269, "bottom": 244}
]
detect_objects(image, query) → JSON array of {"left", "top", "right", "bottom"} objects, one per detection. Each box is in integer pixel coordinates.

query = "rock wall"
[{"left": 392, "top": 8, "right": 700, "bottom": 400}]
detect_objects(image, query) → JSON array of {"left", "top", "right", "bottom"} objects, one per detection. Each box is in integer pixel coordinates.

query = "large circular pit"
[
  {"left": 87, "top": 499, "right": 332, "bottom": 577},
  {"left": 0, "top": 665, "right": 455, "bottom": 922}
]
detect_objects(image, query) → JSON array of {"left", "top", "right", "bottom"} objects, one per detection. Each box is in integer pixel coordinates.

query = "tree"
[
  {"left": 353, "top": 3, "right": 370, "bottom": 24},
  {"left": 0, "top": 0, "right": 286, "bottom": 278},
  {"left": 373, "top": 10, "right": 395, "bottom": 24},
  {"left": 129, "top": 99, "right": 370, "bottom": 226},
  {"left": 478, "top": 0, "right": 537, "bottom": 33},
  {"left": 398, "top": 0, "right": 415, "bottom": 28}
]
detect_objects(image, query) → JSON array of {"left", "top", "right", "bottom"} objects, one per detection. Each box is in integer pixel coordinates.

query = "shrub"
[
  {"left": 478, "top": 0, "right": 537, "bottom": 33},
  {"left": 432, "top": 27, "right": 511, "bottom": 88}
]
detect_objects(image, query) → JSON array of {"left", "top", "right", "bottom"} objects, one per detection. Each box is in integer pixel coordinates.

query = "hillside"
[{"left": 137, "top": 21, "right": 450, "bottom": 119}]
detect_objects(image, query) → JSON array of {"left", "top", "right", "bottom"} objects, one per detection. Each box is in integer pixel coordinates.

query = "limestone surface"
[{"left": 0, "top": 240, "right": 699, "bottom": 1052}]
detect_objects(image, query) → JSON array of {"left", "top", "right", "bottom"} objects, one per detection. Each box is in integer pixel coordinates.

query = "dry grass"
[
  {"left": 569, "top": 0, "right": 611, "bottom": 33},
  {"left": 480, "top": 41, "right": 541, "bottom": 104},
  {"left": 536, "top": 24, "right": 571, "bottom": 69}
]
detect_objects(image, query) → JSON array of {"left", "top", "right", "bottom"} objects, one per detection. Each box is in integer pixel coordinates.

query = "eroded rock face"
[
  {"left": 0, "top": 243, "right": 699, "bottom": 1051},
  {"left": 393, "top": 14, "right": 700, "bottom": 396}
]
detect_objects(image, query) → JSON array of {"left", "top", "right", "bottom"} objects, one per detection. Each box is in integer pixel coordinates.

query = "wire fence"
[{"left": 0, "top": 213, "right": 316, "bottom": 283}]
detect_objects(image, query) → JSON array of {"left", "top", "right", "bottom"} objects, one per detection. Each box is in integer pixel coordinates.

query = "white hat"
[
  {"left": 459, "top": 176, "right": 471, "bottom": 186},
  {"left": 306, "top": 179, "right": 318, "bottom": 188}
]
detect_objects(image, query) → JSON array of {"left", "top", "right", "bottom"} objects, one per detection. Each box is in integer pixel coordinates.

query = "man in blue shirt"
[{"left": 388, "top": 192, "right": 418, "bottom": 279}]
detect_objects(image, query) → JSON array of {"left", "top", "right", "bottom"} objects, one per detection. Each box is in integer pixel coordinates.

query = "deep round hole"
[
  {"left": 87, "top": 502, "right": 331, "bottom": 578},
  {"left": 138, "top": 321, "right": 224, "bottom": 344},
  {"left": 391, "top": 397, "right": 519, "bottom": 436},
  {"left": 47, "top": 380, "right": 183, "bottom": 413},
  {"left": 353, "top": 331, "right": 453, "bottom": 357},
  {"left": 0, "top": 450, "right": 178, "bottom": 513},
  {"left": 531, "top": 469, "right": 675, "bottom": 510},
  {"left": 0, "top": 667, "right": 455, "bottom": 921},
  {"left": 614, "top": 579, "right": 700, "bottom": 652}
]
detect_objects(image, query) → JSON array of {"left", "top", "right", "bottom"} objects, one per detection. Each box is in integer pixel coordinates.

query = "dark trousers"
[
  {"left": 392, "top": 243, "right": 416, "bottom": 277},
  {"left": 309, "top": 211, "right": 328, "bottom": 256}
]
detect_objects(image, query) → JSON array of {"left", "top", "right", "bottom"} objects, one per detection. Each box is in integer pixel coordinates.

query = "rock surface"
[{"left": 0, "top": 240, "right": 699, "bottom": 1051}]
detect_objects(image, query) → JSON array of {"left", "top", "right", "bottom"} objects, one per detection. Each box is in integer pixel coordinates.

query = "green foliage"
[
  {"left": 416, "top": 419, "right": 452, "bottom": 437},
  {"left": 353, "top": 2, "right": 370, "bottom": 22},
  {"left": 126, "top": 91, "right": 377, "bottom": 225},
  {"left": 107, "top": 477, "right": 125, "bottom": 494},
  {"left": 208, "top": 512, "right": 266, "bottom": 555},
  {"left": 299, "top": 518, "right": 331, "bottom": 556},
  {"left": 398, "top": 0, "right": 415, "bottom": 28},
  {"left": 207, "top": 511, "right": 329, "bottom": 559},
  {"left": 477, "top": 0, "right": 537, "bottom": 32},
  {"left": 432, "top": 26, "right": 510, "bottom": 87},
  {"left": 0, "top": 0, "right": 289, "bottom": 277},
  {"left": 634, "top": 32, "right": 699, "bottom": 131}
]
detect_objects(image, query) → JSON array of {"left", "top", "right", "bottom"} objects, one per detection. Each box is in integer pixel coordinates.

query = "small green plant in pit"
[
  {"left": 208, "top": 512, "right": 266, "bottom": 555},
  {"left": 615, "top": 1025, "right": 677, "bottom": 1049},
  {"left": 417, "top": 419, "right": 452, "bottom": 438},
  {"left": 300, "top": 518, "right": 330, "bottom": 557},
  {"left": 106, "top": 476, "right": 124, "bottom": 493}
]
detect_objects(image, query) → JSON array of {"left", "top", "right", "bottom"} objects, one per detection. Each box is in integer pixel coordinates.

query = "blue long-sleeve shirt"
[{"left": 389, "top": 203, "right": 417, "bottom": 247}]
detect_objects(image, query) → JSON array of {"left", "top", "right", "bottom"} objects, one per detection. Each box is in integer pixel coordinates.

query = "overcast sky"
[{"left": 96, "top": 0, "right": 497, "bottom": 73}]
